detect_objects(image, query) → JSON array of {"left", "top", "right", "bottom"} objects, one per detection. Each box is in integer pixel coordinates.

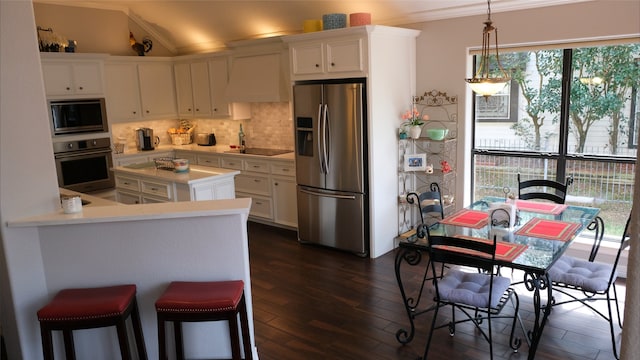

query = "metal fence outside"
[{"left": 474, "top": 154, "right": 634, "bottom": 236}]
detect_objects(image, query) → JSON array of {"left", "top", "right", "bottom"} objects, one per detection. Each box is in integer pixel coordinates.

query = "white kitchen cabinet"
[
  {"left": 173, "top": 150, "right": 199, "bottom": 164},
  {"left": 175, "top": 61, "right": 212, "bottom": 118},
  {"left": 208, "top": 57, "right": 232, "bottom": 117},
  {"left": 105, "top": 58, "right": 177, "bottom": 122},
  {"left": 271, "top": 175, "right": 297, "bottom": 228},
  {"left": 190, "top": 152, "right": 296, "bottom": 228},
  {"left": 235, "top": 173, "right": 270, "bottom": 196},
  {"left": 113, "top": 165, "right": 238, "bottom": 203},
  {"left": 289, "top": 37, "right": 364, "bottom": 80},
  {"left": 138, "top": 61, "right": 177, "bottom": 119},
  {"left": 236, "top": 191, "right": 273, "bottom": 219},
  {"left": 116, "top": 190, "right": 141, "bottom": 204},
  {"left": 41, "top": 57, "right": 105, "bottom": 97},
  {"left": 225, "top": 51, "right": 289, "bottom": 102},
  {"left": 113, "top": 151, "right": 174, "bottom": 167},
  {"left": 104, "top": 62, "right": 142, "bottom": 122}
]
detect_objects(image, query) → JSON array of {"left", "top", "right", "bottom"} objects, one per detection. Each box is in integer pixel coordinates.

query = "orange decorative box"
[{"left": 350, "top": 12, "right": 371, "bottom": 27}]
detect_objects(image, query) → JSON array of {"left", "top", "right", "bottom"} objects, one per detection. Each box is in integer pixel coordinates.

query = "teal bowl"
[{"left": 426, "top": 128, "right": 449, "bottom": 140}]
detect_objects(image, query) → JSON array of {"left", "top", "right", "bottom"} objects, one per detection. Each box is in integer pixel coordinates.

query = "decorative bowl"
[
  {"left": 425, "top": 128, "right": 449, "bottom": 140},
  {"left": 172, "top": 158, "right": 190, "bottom": 172}
]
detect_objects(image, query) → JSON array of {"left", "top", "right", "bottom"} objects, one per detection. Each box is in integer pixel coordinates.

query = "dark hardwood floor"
[{"left": 248, "top": 222, "right": 623, "bottom": 360}]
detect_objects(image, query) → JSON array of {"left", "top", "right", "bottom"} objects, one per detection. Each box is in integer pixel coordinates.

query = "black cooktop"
[{"left": 226, "top": 148, "right": 292, "bottom": 156}]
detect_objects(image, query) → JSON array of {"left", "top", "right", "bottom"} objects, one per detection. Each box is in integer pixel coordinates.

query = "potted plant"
[{"left": 400, "top": 107, "right": 429, "bottom": 139}]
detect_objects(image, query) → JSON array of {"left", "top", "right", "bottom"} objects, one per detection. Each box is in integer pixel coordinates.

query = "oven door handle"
[{"left": 55, "top": 148, "right": 112, "bottom": 159}]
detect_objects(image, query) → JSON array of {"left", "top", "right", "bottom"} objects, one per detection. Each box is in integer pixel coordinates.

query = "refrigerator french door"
[{"left": 294, "top": 79, "right": 368, "bottom": 256}]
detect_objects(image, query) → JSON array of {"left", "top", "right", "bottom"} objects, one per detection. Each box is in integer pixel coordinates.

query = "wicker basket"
[
  {"left": 154, "top": 157, "right": 175, "bottom": 171},
  {"left": 170, "top": 132, "right": 193, "bottom": 145}
]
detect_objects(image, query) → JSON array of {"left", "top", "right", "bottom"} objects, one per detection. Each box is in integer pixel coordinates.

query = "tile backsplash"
[{"left": 111, "top": 102, "right": 293, "bottom": 151}]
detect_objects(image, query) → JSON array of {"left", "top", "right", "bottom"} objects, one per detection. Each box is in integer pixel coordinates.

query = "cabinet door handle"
[
  {"left": 282, "top": 168, "right": 290, "bottom": 172},
  {"left": 254, "top": 179, "right": 261, "bottom": 183},
  {"left": 274, "top": 182, "right": 279, "bottom": 186},
  {"left": 253, "top": 165, "right": 260, "bottom": 169},
  {"left": 315, "top": 64, "right": 320, "bottom": 68},
  {"left": 65, "top": 87, "right": 71, "bottom": 91},
  {"left": 78, "top": 86, "right": 84, "bottom": 90},
  {"left": 331, "top": 62, "right": 335, "bottom": 67}
]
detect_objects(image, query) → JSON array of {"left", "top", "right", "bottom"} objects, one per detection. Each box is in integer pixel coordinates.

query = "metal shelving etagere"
[{"left": 398, "top": 90, "right": 458, "bottom": 235}]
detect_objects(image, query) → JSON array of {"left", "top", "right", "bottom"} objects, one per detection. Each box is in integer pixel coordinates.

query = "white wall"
[
  {"left": 408, "top": 0, "right": 640, "bottom": 207},
  {"left": 1, "top": 1, "right": 61, "bottom": 357}
]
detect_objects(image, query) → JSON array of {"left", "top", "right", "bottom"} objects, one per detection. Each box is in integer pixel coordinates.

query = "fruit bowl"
[
  {"left": 425, "top": 128, "right": 449, "bottom": 140},
  {"left": 172, "top": 158, "right": 190, "bottom": 172}
]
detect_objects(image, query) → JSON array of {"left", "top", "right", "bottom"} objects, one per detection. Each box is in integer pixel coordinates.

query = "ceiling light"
[{"left": 465, "top": 0, "right": 511, "bottom": 97}]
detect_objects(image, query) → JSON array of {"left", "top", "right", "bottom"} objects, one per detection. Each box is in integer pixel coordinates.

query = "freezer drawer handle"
[{"left": 300, "top": 189, "right": 356, "bottom": 200}]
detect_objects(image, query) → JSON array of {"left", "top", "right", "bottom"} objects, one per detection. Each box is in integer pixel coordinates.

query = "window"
[{"left": 472, "top": 42, "right": 640, "bottom": 238}]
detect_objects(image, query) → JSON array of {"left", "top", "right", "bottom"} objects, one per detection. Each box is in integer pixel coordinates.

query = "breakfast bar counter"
[{"left": 6, "top": 198, "right": 256, "bottom": 359}]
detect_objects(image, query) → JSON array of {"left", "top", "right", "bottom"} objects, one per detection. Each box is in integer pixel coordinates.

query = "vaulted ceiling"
[{"left": 35, "top": 0, "right": 591, "bottom": 54}]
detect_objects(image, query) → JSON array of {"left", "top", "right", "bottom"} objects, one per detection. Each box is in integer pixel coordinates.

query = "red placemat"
[
  {"left": 437, "top": 235, "right": 528, "bottom": 262},
  {"left": 515, "top": 200, "right": 568, "bottom": 215},
  {"left": 439, "top": 209, "right": 489, "bottom": 229},
  {"left": 514, "top": 218, "right": 581, "bottom": 242}
]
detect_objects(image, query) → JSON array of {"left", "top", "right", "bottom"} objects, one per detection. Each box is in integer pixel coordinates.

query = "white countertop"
[
  {"left": 112, "top": 164, "right": 240, "bottom": 184},
  {"left": 113, "top": 144, "right": 295, "bottom": 160},
  {"left": 59, "top": 188, "right": 121, "bottom": 207},
  {"left": 7, "top": 198, "right": 252, "bottom": 227}
]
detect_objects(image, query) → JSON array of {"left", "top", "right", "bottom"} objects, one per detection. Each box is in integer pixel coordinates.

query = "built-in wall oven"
[{"left": 53, "top": 137, "right": 115, "bottom": 193}]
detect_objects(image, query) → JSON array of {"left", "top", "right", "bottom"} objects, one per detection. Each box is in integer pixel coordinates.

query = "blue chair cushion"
[
  {"left": 437, "top": 269, "right": 511, "bottom": 308},
  {"left": 549, "top": 256, "right": 615, "bottom": 293}
]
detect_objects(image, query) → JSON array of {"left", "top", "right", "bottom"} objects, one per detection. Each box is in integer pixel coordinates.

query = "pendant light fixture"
[{"left": 466, "top": 0, "right": 511, "bottom": 97}]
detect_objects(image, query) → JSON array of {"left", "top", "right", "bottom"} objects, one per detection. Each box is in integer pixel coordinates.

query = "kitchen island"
[
  {"left": 6, "top": 198, "right": 256, "bottom": 359},
  {"left": 113, "top": 163, "right": 240, "bottom": 204}
]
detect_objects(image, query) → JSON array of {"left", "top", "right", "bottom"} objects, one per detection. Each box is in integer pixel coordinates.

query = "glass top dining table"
[{"left": 394, "top": 196, "right": 601, "bottom": 359}]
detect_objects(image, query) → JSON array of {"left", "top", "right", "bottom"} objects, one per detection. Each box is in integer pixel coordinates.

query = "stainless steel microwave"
[{"left": 49, "top": 98, "right": 108, "bottom": 135}]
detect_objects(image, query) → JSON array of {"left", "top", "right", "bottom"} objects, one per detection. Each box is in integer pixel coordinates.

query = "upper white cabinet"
[
  {"left": 41, "top": 53, "right": 106, "bottom": 98},
  {"left": 174, "top": 61, "right": 212, "bottom": 118},
  {"left": 290, "top": 38, "right": 364, "bottom": 79},
  {"left": 225, "top": 39, "right": 289, "bottom": 102},
  {"left": 105, "top": 57, "right": 177, "bottom": 122},
  {"left": 208, "top": 57, "right": 232, "bottom": 117},
  {"left": 138, "top": 61, "right": 177, "bottom": 119},
  {"left": 104, "top": 62, "right": 141, "bottom": 122}
]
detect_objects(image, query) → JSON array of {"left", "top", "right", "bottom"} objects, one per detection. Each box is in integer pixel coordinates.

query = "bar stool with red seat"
[
  {"left": 37, "top": 284, "right": 148, "bottom": 360},
  {"left": 155, "top": 280, "right": 252, "bottom": 360}
]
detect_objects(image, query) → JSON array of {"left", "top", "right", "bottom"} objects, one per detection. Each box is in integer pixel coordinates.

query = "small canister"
[{"left": 61, "top": 195, "right": 83, "bottom": 214}]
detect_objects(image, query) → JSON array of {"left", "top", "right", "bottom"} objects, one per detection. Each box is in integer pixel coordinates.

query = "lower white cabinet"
[
  {"left": 114, "top": 165, "right": 237, "bottom": 204},
  {"left": 271, "top": 176, "right": 298, "bottom": 228},
  {"left": 114, "top": 151, "right": 174, "bottom": 167},
  {"left": 214, "top": 154, "right": 297, "bottom": 228}
]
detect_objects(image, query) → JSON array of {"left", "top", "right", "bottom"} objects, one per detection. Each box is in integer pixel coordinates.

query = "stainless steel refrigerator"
[{"left": 293, "top": 79, "right": 368, "bottom": 256}]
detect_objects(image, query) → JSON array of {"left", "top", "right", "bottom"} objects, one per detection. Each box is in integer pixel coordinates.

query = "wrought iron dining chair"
[
  {"left": 406, "top": 182, "right": 444, "bottom": 230},
  {"left": 422, "top": 234, "right": 523, "bottom": 360},
  {"left": 517, "top": 173, "right": 573, "bottom": 204},
  {"left": 406, "top": 182, "right": 446, "bottom": 273},
  {"left": 548, "top": 215, "right": 630, "bottom": 360}
]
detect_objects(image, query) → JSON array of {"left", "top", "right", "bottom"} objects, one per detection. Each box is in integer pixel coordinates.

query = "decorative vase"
[{"left": 409, "top": 125, "right": 422, "bottom": 139}]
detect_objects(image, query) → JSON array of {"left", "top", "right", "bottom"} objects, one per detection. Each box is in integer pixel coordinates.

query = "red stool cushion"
[
  {"left": 37, "top": 285, "right": 136, "bottom": 321},
  {"left": 155, "top": 280, "right": 244, "bottom": 313}
]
